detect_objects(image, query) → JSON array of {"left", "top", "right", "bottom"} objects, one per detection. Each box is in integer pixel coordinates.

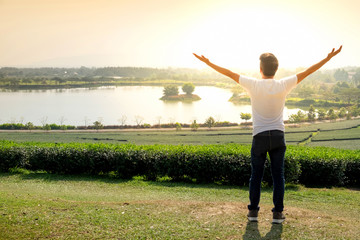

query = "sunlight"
[{"left": 183, "top": 4, "right": 327, "bottom": 70}]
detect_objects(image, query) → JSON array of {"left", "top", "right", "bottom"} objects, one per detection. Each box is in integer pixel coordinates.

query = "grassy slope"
[{"left": 0, "top": 173, "right": 359, "bottom": 240}]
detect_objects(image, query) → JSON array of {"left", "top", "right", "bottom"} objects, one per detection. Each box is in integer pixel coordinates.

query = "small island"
[{"left": 160, "top": 83, "right": 201, "bottom": 102}]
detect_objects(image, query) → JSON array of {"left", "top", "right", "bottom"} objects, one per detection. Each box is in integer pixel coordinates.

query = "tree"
[
  {"left": 327, "top": 108, "right": 337, "bottom": 121},
  {"left": 182, "top": 83, "right": 195, "bottom": 95},
  {"left": 163, "top": 85, "right": 179, "bottom": 96},
  {"left": 334, "top": 69, "right": 348, "bottom": 81},
  {"left": 317, "top": 109, "right": 326, "bottom": 120},
  {"left": 240, "top": 113, "right": 251, "bottom": 123},
  {"left": 25, "top": 122, "right": 34, "bottom": 132},
  {"left": 43, "top": 124, "right": 51, "bottom": 132},
  {"left": 175, "top": 122, "right": 182, "bottom": 131},
  {"left": 307, "top": 105, "right": 316, "bottom": 121},
  {"left": 352, "top": 71, "right": 360, "bottom": 86},
  {"left": 134, "top": 115, "right": 144, "bottom": 127},
  {"left": 118, "top": 115, "right": 127, "bottom": 126},
  {"left": 190, "top": 120, "right": 199, "bottom": 131},
  {"left": 93, "top": 121, "right": 103, "bottom": 131},
  {"left": 338, "top": 107, "right": 347, "bottom": 118},
  {"left": 205, "top": 116, "right": 216, "bottom": 129},
  {"left": 288, "top": 110, "right": 306, "bottom": 123}
]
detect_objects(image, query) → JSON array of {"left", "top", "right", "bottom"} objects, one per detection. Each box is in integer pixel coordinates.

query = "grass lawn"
[{"left": 1, "top": 172, "right": 359, "bottom": 239}]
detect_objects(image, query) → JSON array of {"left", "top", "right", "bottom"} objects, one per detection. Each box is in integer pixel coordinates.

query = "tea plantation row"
[{"left": 0, "top": 140, "right": 359, "bottom": 187}]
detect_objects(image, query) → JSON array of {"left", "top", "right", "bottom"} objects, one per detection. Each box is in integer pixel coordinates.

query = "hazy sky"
[{"left": 0, "top": 0, "right": 359, "bottom": 70}]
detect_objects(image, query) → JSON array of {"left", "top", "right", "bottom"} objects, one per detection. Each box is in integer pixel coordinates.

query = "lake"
[{"left": 0, "top": 86, "right": 301, "bottom": 126}]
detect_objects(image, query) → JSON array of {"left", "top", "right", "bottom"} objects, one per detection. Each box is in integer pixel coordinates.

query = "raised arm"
[
  {"left": 193, "top": 53, "right": 240, "bottom": 83},
  {"left": 296, "top": 46, "right": 342, "bottom": 84}
]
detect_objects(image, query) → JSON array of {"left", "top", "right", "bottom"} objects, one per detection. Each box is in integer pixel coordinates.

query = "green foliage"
[
  {"left": 182, "top": 83, "right": 195, "bottom": 95},
  {"left": 43, "top": 124, "right": 51, "bottom": 131},
  {"left": 163, "top": 85, "right": 179, "bottom": 96},
  {"left": 334, "top": 69, "right": 349, "bottom": 81},
  {"left": 190, "top": 120, "right": 199, "bottom": 131},
  {"left": 327, "top": 108, "right": 337, "bottom": 121},
  {"left": 289, "top": 110, "right": 306, "bottom": 123},
  {"left": 317, "top": 109, "right": 326, "bottom": 120},
  {"left": 240, "top": 113, "right": 251, "bottom": 122},
  {"left": 93, "top": 121, "right": 103, "bottom": 131},
  {"left": 205, "top": 116, "right": 216, "bottom": 129},
  {"left": 0, "top": 141, "right": 359, "bottom": 187},
  {"left": 307, "top": 105, "right": 316, "bottom": 121},
  {"left": 175, "top": 122, "right": 182, "bottom": 131}
]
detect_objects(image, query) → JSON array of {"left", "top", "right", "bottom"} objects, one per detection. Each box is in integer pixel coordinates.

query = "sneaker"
[
  {"left": 247, "top": 210, "right": 259, "bottom": 222},
  {"left": 272, "top": 211, "right": 285, "bottom": 224}
]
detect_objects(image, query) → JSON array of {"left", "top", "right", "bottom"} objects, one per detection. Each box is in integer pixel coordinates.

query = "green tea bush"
[{"left": 0, "top": 141, "right": 359, "bottom": 186}]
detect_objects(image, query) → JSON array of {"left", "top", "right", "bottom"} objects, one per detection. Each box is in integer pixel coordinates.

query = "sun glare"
[{"left": 183, "top": 4, "right": 328, "bottom": 71}]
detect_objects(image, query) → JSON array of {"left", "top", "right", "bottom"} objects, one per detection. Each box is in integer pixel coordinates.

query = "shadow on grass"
[
  {"left": 243, "top": 222, "right": 283, "bottom": 240},
  {"left": 0, "top": 170, "right": 301, "bottom": 192}
]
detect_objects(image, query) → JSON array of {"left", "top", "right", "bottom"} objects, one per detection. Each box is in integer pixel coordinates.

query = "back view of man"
[{"left": 193, "top": 45, "right": 342, "bottom": 223}]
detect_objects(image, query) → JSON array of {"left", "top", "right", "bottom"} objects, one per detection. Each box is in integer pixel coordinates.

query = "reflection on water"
[{"left": 0, "top": 86, "right": 302, "bottom": 126}]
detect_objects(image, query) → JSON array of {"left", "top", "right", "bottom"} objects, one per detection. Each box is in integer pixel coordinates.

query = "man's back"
[{"left": 239, "top": 75, "right": 298, "bottom": 136}]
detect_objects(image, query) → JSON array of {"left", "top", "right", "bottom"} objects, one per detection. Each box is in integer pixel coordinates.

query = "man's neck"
[{"left": 262, "top": 76, "right": 274, "bottom": 79}]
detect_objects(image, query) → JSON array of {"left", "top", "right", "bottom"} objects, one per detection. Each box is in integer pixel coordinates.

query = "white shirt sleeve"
[
  {"left": 281, "top": 75, "right": 298, "bottom": 92},
  {"left": 238, "top": 75, "right": 257, "bottom": 91}
]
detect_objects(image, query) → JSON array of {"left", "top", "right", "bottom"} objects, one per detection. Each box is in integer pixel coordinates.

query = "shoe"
[
  {"left": 272, "top": 211, "right": 285, "bottom": 224},
  {"left": 247, "top": 210, "right": 259, "bottom": 222}
]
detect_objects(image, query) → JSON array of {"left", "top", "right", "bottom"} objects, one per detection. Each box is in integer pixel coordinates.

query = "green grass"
[
  {"left": 0, "top": 119, "right": 359, "bottom": 149},
  {"left": 312, "top": 127, "right": 360, "bottom": 140},
  {"left": 1, "top": 172, "right": 359, "bottom": 239},
  {"left": 308, "top": 139, "right": 360, "bottom": 149}
]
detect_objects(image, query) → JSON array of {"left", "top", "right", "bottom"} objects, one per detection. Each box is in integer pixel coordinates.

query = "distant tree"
[
  {"left": 43, "top": 124, "right": 51, "bottom": 132},
  {"left": 205, "top": 116, "right": 216, "bottom": 129},
  {"left": 307, "top": 105, "right": 316, "bottom": 121},
  {"left": 338, "top": 88, "right": 360, "bottom": 104},
  {"left": 190, "top": 120, "right": 199, "bottom": 131},
  {"left": 118, "top": 115, "right": 127, "bottom": 126},
  {"left": 25, "top": 122, "right": 34, "bottom": 132},
  {"left": 352, "top": 71, "right": 360, "bottom": 86},
  {"left": 93, "top": 121, "right": 103, "bottom": 131},
  {"left": 334, "top": 69, "right": 348, "bottom": 81},
  {"left": 327, "top": 108, "right": 337, "bottom": 121},
  {"left": 175, "top": 122, "right": 182, "bottom": 131},
  {"left": 338, "top": 107, "right": 347, "bottom": 118},
  {"left": 163, "top": 85, "right": 179, "bottom": 96},
  {"left": 349, "top": 105, "right": 360, "bottom": 117},
  {"left": 317, "top": 109, "right": 326, "bottom": 120},
  {"left": 289, "top": 110, "right": 306, "bottom": 123},
  {"left": 134, "top": 115, "right": 144, "bottom": 127},
  {"left": 240, "top": 113, "right": 252, "bottom": 123},
  {"left": 182, "top": 83, "right": 195, "bottom": 95}
]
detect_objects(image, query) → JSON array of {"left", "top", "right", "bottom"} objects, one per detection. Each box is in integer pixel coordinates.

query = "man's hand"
[
  {"left": 193, "top": 53, "right": 210, "bottom": 64},
  {"left": 297, "top": 45, "right": 343, "bottom": 84},
  {"left": 192, "top": 53, "right": 239, "bottom": 82},
  {"left": 327, "top": 45, "right": 342, "bottom": 60}
]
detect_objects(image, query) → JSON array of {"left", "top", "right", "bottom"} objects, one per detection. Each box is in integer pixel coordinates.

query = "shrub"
[{"left": 0, "top": 141, "right": 358, "bottom": 187}]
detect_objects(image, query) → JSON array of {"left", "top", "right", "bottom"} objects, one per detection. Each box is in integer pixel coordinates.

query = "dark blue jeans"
[{"left": 248, "top": 130, "right": 286, "bottom": 213}]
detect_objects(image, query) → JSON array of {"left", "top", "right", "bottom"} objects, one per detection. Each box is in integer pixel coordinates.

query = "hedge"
[{"left": 0, "top": 140, "right": 359, "bottom": 187}]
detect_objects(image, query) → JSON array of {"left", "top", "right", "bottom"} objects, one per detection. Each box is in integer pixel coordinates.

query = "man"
[{"left": 193, "top": 45, "right": 342, "bottom": 224}]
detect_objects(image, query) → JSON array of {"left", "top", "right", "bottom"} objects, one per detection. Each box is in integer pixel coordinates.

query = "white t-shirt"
[{"left": 238, "top": 75, "right": 298, "bottom": 136}]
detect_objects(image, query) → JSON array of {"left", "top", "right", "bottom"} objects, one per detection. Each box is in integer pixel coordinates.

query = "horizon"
[{"left": 1, "top": 0, "right": 359, "bottom": 70}]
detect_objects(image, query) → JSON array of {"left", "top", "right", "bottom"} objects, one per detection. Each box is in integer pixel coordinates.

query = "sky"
[{"left": 0, "top": 0, "right": 359, "bottom": 70}]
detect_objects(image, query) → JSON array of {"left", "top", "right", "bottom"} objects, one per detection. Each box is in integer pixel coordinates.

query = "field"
[
  {"left": 1, "top": 119, "right": 359, "bottom": 239},
  {"left": 1, "top": 172, "right": 359, "bottom": 240},
  {"left": 0, "top": 119, "right": 359, "bottom": 149}
]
